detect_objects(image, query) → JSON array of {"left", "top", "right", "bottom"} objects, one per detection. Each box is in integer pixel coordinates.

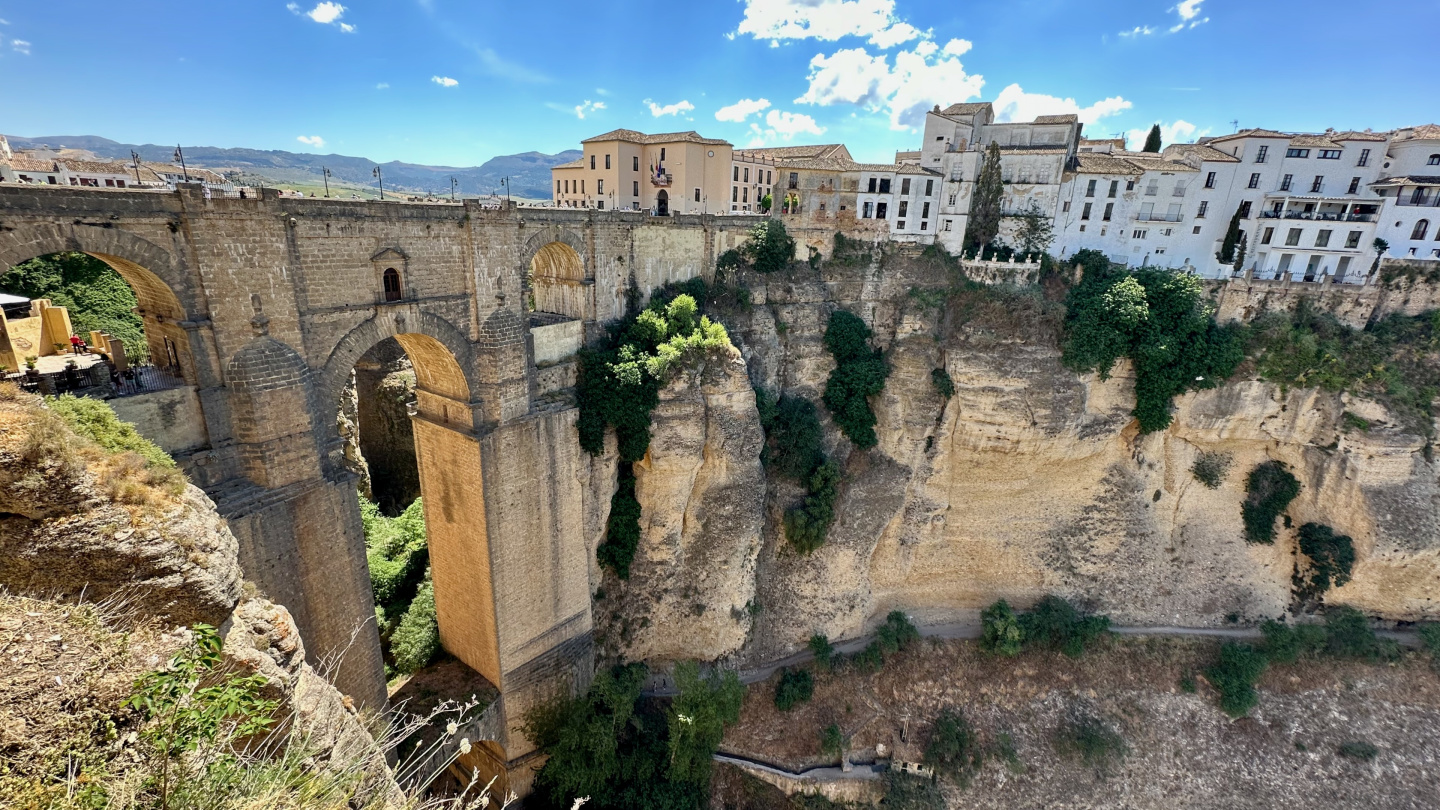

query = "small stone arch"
[{"left": 521, "top": 227, "right": 590, "bottom": 321}]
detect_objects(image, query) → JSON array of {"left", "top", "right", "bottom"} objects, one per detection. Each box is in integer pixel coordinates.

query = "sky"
[{"left": 2, "top": 1, "right": 1438, "bottom": 167}]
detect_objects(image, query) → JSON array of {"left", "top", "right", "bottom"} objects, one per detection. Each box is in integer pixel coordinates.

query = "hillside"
[{"left": 4, "top": 133, "right": 578, "bottom": 200}]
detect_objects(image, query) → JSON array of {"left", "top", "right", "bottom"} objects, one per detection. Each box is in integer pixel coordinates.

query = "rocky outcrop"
[
  {"left": 597, "top": 347, "right": 766, "bottom": 662},
  {"left": 612, "top": 261, "right": 1440, "bottom": 667}
]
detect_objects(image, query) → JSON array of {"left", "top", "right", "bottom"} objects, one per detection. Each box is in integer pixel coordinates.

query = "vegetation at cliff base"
[
  {"left": 822, "top": 309, "right": 890, "bottom": 448},
  {"left": 576, "top": 282, "right": 732, "bottom": 578},
  {"left": 719, "top": 219, "right": 796, "bottom": 275},
  {"left": 1055, "top": 715, "right": 1129, "bottom": 774},
  {"left": 360, "top": 496, "right": 438, "bottom": 675},
  {"left": 526, "top": 661, "right": 742, "bottom": 810},
  {"left": 2, "top": 251, "right": 150, "bottom": 362},
  {"left": 1241, "top": 460, "right": 1300, "bottom": 544},
  {"left": 980, "top": 599, "right": 1024, "bottom": 656},
  {"left": 774, "top": 667, "right": 814, "bottom": 711},
  {"left": 1061, "top": 251, "right": 1246, "bottom": 432},
  {"left": 757, "top": 389, "right": 842, "bottom": 554},
  {"left": 931, "top": 367, "right": 955, "bottom": 399},
  {"left": 923, "top": 707, "right": 983, "bottom": 785},
  {"left": 1292, "top": 522, "right": 1356, "bottom": 605},
  {"left": 979, "top": 596, "right": 1111, "bottom": 658}
]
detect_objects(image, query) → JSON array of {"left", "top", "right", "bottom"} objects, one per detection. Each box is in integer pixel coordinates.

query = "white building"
[{"left": 1372, "top": 125, "right": 1440, "bottom": 261}]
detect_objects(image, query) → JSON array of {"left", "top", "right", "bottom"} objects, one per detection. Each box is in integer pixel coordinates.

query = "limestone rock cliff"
[
  {"left": 612, "top": 262, "right": 1440, "bottom": 666},
  {"left": 596, "top": 347, "right": 766, "bottom": 662}
]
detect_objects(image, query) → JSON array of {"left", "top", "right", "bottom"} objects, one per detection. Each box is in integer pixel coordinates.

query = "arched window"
[
  {"left": 1429, "top": 154, "right": 1440, "bottom": 166},
  {"left": 1413, "top": 219, "right": 1431, "bottom": 241},
  {"left": 383, "top": 267, "right": 403, "bottom": 302}
]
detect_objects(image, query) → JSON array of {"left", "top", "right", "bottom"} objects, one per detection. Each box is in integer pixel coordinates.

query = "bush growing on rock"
[
  {"left": 1190, "top": 450, "right": 1232, "bottom": 489},
  {"left": 877, "top": 610, "right": 921, "bottom": 657},
  {"left": 756, "top": 390, "right": 826, "bottom": 481},
  {"left": 924, "top": 707, "right": 983, "bottom": 785},
  {"left": 783, "top": 459, "right": 841, "bottom": 554},
  {"left": 809, "top": 633, "right": 836, "bottom": 672},
  {"left": 1205, "top": 642, "right": 1269, "bottom": 717},
  {"left": 1055, "top": 714, "right": 1128, "bottom": 775},
  {"left": 1260, "top": 620, "right": 1327, "bottom": 663},
  {"left": 390, "top": 572, "right": 440, "bottom": 674},
  {"left": 1337, "top": 741, "right": 1379, "bottom": 761},
  {"left": 883, "top": 772, "right": 945, "bottom": 810},
  {"left": 1242, "top": 461, "right": 1301, "bottom": 544},
  {"left": 1321, "top": 605, "right": 1399, "bottom": 662},
  {"left": 774, "top": 667, "right": 815, "bottom": 711},
  {"left": 822, "top": 310, "right": 889, "bottom": 449},
  {"left": 1292, "top": 523, "right": 1356, "bottom": 604},
  {"left": 930, "top": 367, "right": 955, "bottom": 399},
  {"left": 820, "top": 724, "right": 847, "bottom": 759},
  {"left": 1421, "top": 623, "right": 1440, "bottom": 670},
  {"left": 740, "top": 220, "right": 797, "bottom": 275}
]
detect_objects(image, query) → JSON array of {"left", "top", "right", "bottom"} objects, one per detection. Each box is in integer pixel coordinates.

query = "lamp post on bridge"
[
  {"left": 500, "top": 177, "right": 510, "bottom": 208},
  {"left": 451, "top": 176, "right": 458, "bottom": 202},
  {"left": 322, "top": 167, "right": 332, "bottom": 198},
  {"left": 372, "top": 166, "right": 384, "bottom": 200},
  {"left": 130, "top": 151, "right": 142, "bottom": 185},
  {"left": 173, "top": 145, "right": 189, "bottom": 183}
]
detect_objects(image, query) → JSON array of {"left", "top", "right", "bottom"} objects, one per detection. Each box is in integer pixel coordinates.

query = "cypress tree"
[
  {"left": 1142, "top": 124, "right": 1162, "bottom": 153},
  {"left": 1232, "top": 232, "right": 1248, "bottom": 274},
  {"left": 967, "top": 141, "right": 1004, "bottom": 255},
  {"left": 1216, "top": 203, "right": 1244, "bottom": 264}
]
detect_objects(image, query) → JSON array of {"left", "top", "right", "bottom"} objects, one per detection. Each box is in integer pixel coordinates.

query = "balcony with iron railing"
[
  {"left": 1397, "top": 192, "right": 1440, "bottom": 207},
  {"left": 651, "top": 173, "right": 672, "bottom": 187},
  {"left": 1135, "top": 212, "right": 1184, "bottom": 222},
  {"left": 1258, "top": 210, "right": 1376, "bottom": 222}
]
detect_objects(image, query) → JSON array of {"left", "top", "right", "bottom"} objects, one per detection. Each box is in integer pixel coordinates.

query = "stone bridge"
[{"left": 0, "top": 183, "right": 761, "bottom": 788}]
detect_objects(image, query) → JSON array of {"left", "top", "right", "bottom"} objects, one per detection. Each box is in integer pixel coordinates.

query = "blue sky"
[{"left": 2, "top": 1, "right": 1437, "bottom": 166}]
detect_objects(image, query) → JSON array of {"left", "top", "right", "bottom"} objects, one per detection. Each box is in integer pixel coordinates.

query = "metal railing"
[
  {"left": 1259, "top": 211, "right": 1375, "bottom": 222},
  {"left": 650, "top": 174, "right": 672, "bottom": 187},
  {"left": 1135, "top": 212, "right": 1184, "bottom": 222},
  {"left": 111, "top": 365, "right": 187, "bottom": 398}
]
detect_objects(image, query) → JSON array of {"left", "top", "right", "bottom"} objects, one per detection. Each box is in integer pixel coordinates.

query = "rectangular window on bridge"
[{"left": 633, "top": 181, "right": 639, "bottom": 196}]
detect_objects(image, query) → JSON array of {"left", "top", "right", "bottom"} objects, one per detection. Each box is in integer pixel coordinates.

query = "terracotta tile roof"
[
  {"left": 1034, "top": 113, "right": 1079, "bottom": 124},
  {"left": 1288, "top": 134, "right": 1341, "bottom": 148},
  {"left": 551, "top": 158, "right": 584, "bottom": 170},
  {"left": 58, "top": 159, "right": 131, "bottom": 174},
  {"left": 1371, "top": 175, "right": 1440, "bottom": 187},
  {"left": 1207, "top": 128, "right": 1289, "bottom": 143},
  {"left": 998, "top": 146, "right": 1068, "bottom": 155},
  {"left": 1392, "top": 124, "right": 1440, "bottom": 141},
  {"left": 1329, "top": 130, "right": 1389, "bottom": 142},
  {"left": 1116, "top": 153, "right": 1199, "bottom": 172},
  {"left": 735, "top": 144, "right": 849, "bottom": 160},
  {"left": 1072, "top": 154, "right": 1143, "bottom": 174},
  {"left": 1163, "top": 143, "right": 1240, "bottom": 163},
  {"left": 580, "top": 129, "right": 730, "bottom": 146},
  {"left": 1080, "top": 137, "right": 1127, "bottom": 150},
  {"left": 3, "top": 157, "right": 57, "bottom": 172},
  {"left": 940, "top": 102, "right": 990, "bottom": 116}
]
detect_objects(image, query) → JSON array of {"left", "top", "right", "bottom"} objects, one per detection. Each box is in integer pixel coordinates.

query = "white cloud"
[
  {"left": 471, "top": 46, "right": 548, "bottom": 83},
  {"left": 765, "top": 109, "right": 825, "bottom": 137},
  {"left": 1126, "top": 120, "right": 1206, "bottom": 150},
  {"left": 716, "top": 98, "right": 772, "bottom": 123},
  {"left": 11, "top": 39, "right": 30, "bottom": 55},
  {"left": 573, "top": 100, "right": 606, "bottom": 119},
  {"left": 794, "top": 38, "right": 981, "bottom": 130},
  {"left": 646, "top": 99, "right": 696, "bottom": 118},
  {"left": 289, "top": 2, "right": 353, "bottom": 31},
  {"left": 595, "top": 87, "right": 610, "bottom": 96},
  {"left": 431, "top": 75, "right": 458, "bottom": 87},
  {"left": 296, "top": 135, "right": 326, "bottom": 148},
  {"left": 736, "top": 0, "right": 923, "bottom": 48},
  {"left": 991, "top": 84, "right": 1131, "bottom": 125},
  {"left": 306, "top": 2, "right": 345, "bottom": 24},
  {"left": 375, "top": 82, "right": 389, "bottom": 90},
  {"left": 1167, "top": 0, "right": 1209, "bottom": 32},
  {"left": 0, "top": 17, "right": 10, "bottom": 24},
  {"left": 1119, "top": 25, "right": 1154, "bottom": 37}
]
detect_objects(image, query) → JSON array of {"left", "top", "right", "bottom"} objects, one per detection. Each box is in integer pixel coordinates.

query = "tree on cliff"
[
  {"left": 1232, "top": 232, "right": 1248, "bottom": 275},
  {"left": 1216, "top": 203, "right": 1245, "bottom": 265},
  {"left": 1142, "top": 124, "right": 1163, "bottom": 153},
  {"left": 966, "top": 141, "right": 1004, "bottom": 256},
  {"left": 1015, "top": 199, "right": 1055, "bottom": 258}
]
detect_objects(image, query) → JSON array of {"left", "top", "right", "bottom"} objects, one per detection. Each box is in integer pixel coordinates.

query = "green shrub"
[
  {"left": 598, "top": 467, "right": 642, "bottom": 579},
  {"left": 980, "top": 599, "right": 1024, "bottom": 657},
  {"left": 1061, "top": 262, "right": 1245, "bottom": 432},
  {"left": 1420, "top": 623, "right": 1440, "bottom": 667},
  {"left": 1242, "top": 461, "right": 1301, "bottom": 544},
  {"left": 1205, "top": 643, "right": 1268, "bottom": 717},
  {"left": 49, "top": 394, "right": 178, "bottom": 474},
  {"left": 809, "top": 633, "right": 836, "bottom": 672},
  {"left": 1260, "top": 620, "right": 1327, "bottom": 664},
  {"left": 1018, "top": 595, "right": 1110, "bottom": 657},
  {"left": 716, "top": 248, "right": 745, "bottom": 273},
  {"left": 784, "top": 459, "right": 841, "bottom": 554},
  {"left": 822, "top": 310, "right": 889, "bottom": 449},
  {"left": 1341, "top": 410, "right": 1371, "bottom": 432},
  {"left": 361, "top": 497, "right": 428, "bottom": 617},
  {"left": 1337, "top": 741, "right": 1379, "bottom": 761},
  {"left": 757, "top": 390, "right": 826, "bottom": 481},
  {"left": 851, "top": 642, "right": 884, "bottom": 673},
  {"left": 1322, "top": 605, "right": 1399, "bottom": 662},
  {"left": 923, "top": 707, "right": 983, "bottom": 784},
  {"left": 877, "top": 611, "right": 921, "bottom": 657},
  {"left": 882, "top": 772, "right": 944, "bottom": 810},
  {"left": 1055, "top": 715, "right": 1128, "bottom": 775},
  {"left": 774, "top": 667, "right": 814, "bottom": 711},
  {"left": 1293, "top": 523, "right": 1356, "bottom": 603},
  {"left": 820, "top": 724, "right": 847, "bottom": 759},
  {"left": 831, "top": 233, "right": 871, "bottom": 268},
  {"left": 390, "top": 572, "right": 440, "bottom": 674},
  {"left": 741, "top": 220, "right": 797, "bottom": 274},
  {"left": 930, "top": 367, "right": 955, "bottom": 399},
  {"left": 1190, "top": 450, "right": 1232, "bottom": 489}
]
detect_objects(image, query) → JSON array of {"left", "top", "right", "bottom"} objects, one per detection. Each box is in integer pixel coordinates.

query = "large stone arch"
[
  {"left": 521, "top": 227, "right": 591, "bottom": 321},
  {"left": 0, "top": 222, "right": 206, "bottom": 382}
]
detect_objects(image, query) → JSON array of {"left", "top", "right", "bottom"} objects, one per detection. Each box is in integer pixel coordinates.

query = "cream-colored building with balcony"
[{"left": 551, "top": 129, "right": 733, "bottom": 215}]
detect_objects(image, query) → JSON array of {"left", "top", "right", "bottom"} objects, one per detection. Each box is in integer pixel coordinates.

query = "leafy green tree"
[
  {"left": 1232, "top": 231, "right": 1248, "bottom": 274},
  {"left": 1216, "top": 203, "right": 1244, "bottom": 265},
  {"left": 1, "top": 252, "right": 151, "bottom": 361},
  {"left": 756, "top": 390, "right": 826, "bottom": 481},
  {"left": 1241, "top": 461, "right": 1300, "bottom": 544},
  {"left": 1293, "top": 523, "right": 1356, "bottom": 603},
  {"left": 980, "top": 599, "right": 1024, "bottom": 656},
  {"left": 876, "top": 610, "right": 921, "bottom": 657},
  {"left": 1142, "top": 124, "right": 1163, "bottom": 153},
  {"left": 966, "top": 141, "right": 1005, "bottom": 254},
  {"left": 390, "top": 571, "right": 440, "bottom": 673},
  {"left": 742, "top": 219, "right": 796, "bottom": 274},
  {"left": 820, "top": 724, "right": 847, "bottom": 759},
  {"left": 1014, "top": 199, "right": 1055, "bottom": 258},
  {"left": 1371, "top": 237, "right": 1390, "bottom": 275},
  {"left": 667, "top": 661, "right": 744, "bottom": 786},
  {"left": 923, "top": 707, "right": 983, "bottom": 784},
  {"left": 1205, "top": 643, "right": 1268, "bottom": 717},
  {"left": 774, "top": 667, "right": 814, "bottom": 711},
  {"left": 809, "top": 633, "right": 836, "bottom": 672},
  {"left": 783, "top": 459, "right": 842, "bottom": 554},
  {"left": 1018, "top": 595, "right": 1110, "bottom": 657}
]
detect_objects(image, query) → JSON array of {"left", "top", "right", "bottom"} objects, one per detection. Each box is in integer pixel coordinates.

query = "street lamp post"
[
  {"left": 322, "top": 167, "right": 331, "bottom": 198},
  {"left": 500, "top": 177, "right": 510, "bottom": 208},
  {"left": 450, "top": 176, "right": 458, "bottom": 202},
  {"left": 130, "top": 151, "right": 142, "bottom": 184},
  {"left": 372, "top": 166, "right": 384, "bottom": 200},
  {"left": 173, "top": 145, "right": 190, "bottom": 183}
]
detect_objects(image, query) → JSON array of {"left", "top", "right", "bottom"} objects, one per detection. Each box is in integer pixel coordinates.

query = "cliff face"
[{"left": 608, "top": 260, "right": 1440, "bottom": 666}]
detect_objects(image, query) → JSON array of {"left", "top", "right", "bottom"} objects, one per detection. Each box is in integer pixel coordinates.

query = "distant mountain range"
[{"left": 4, "top": 134, "right": 578, "bottom": 200}]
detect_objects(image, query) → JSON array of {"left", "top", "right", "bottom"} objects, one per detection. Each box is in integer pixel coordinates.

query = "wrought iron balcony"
[
  {"left": 1135, "top": 212, "right": 1183, "bottom": 222},
  {"left": 650, "top": 173, "right": 672, "bottom": 187}
]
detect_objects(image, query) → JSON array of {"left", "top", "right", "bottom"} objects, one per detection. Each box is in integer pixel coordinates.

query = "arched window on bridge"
[
  {"left": 383, "top": 268, "right": 403, "bottom": 302},
  {"left": 527, "top": 241, "right": 588, "bottom": 322}
]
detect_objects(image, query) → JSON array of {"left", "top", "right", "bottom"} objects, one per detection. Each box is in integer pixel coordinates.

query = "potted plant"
[{"left": 24, "top": 356, "right": 38, "bottom": 377}]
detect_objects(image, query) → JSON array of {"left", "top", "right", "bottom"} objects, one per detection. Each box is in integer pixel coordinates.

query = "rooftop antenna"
[{"left": 1229, "top": 119, "right": 1240, "bottom": 133}]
